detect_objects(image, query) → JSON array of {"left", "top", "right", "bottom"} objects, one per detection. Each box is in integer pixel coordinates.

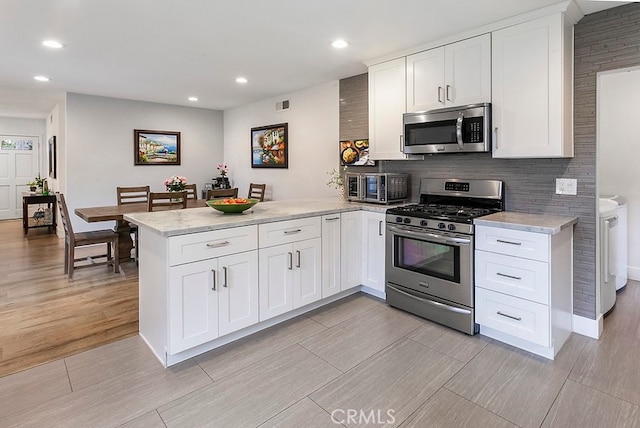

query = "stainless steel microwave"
[
  {"left": 403, "top": 103, "right": 491, "bottom": 154},
  {"left": 346, "top": 173, "right": 408, "bottom": 204}
]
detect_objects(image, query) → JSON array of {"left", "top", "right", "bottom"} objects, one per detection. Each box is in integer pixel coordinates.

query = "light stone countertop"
[
  {"left": 474, "top": 211, "right": 578, "bottom": 235},
  {"left": 124, "top": 199, "right": 395, "bottom": 237}
]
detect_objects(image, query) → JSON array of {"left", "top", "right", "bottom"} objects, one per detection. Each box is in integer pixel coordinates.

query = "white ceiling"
[{"left": 0, "top": 0, "right": 628, "bottom": 119}]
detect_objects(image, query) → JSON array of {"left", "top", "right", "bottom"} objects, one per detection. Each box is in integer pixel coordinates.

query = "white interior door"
[{"left": 0, "top": 135, "right": 40, "bottom": 220}]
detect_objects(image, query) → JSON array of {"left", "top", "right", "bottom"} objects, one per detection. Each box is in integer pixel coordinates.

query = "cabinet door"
[
  {"left": 368, "top": 57, "right": 407, "bottom": 160},
  {"left": 293, "top": 238, "right": 322, "bottom": 308},
  {"left": 362, "top": 212, "right": 386, "bottom": 292},
  {"left": 492, "top": 14, "right": 573, "bottom": 158},
  {"left": 321, "top": 214, "right": 342, "bottom": 298},
  {"left": 259, "top": 244, "right": 294, "bottom": 321},
  {"left": 341, "top": 211, "right": 363, "bottom": 289},
  {"left": 444, "top": 34, "right": 491, "bottom": 107},
  {"left": 406, "top": 47, "right": 445, "bottom": 112},
  {"left": 168, "top": 259, "right": 218, "bottom": 354},
  {"left": 218, "top": 251, "right": 259, "bottom": 336}
]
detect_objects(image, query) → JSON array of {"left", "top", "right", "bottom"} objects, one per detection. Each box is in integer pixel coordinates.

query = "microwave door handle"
[{"left": 456, "top": 111, "right": 464, "bottom": 149}]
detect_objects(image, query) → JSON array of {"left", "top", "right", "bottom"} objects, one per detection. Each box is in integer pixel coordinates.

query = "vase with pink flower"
[{"left": 215, "top": 163, "right": 230, "bottom": 189}]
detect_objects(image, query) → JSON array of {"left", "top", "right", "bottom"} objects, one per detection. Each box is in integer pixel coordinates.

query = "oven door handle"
[
  {"left": 387, "top": 283, "right": 472, "bottom": 315},
  {"left": 387, "top": 225, "right": 471, "bottom": 245}
]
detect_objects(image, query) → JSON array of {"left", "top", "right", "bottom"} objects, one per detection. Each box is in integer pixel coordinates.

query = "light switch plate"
[{"left": 556, "top": 178, "right": 577, "bottom": 195}]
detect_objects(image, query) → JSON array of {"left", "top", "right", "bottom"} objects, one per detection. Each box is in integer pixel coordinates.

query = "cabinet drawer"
[
  {"left": 258, "top": 216, "right": 321, "bottom": 248},
  {"left": 169, "top": 225, "right": 258, "bottom": 266},
  {"left": 476, "top": 225, "right": 549, "bottom": 262},
  {"left": 475, "top": 250, "right": 549, "bottom": 304},
  {"left": 476, "top": 288, "right": 550, "bottom": 347}
]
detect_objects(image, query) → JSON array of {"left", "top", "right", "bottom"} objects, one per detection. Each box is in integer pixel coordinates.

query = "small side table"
[{"left": 23, "top": 193, "right": 57, "bottom": 235}]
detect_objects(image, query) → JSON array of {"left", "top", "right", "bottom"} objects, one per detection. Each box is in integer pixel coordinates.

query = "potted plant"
[{"left": 28, "top": 175, "right": 45, "bottom": 192}]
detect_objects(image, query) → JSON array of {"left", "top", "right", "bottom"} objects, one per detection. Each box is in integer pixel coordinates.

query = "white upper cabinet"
[
  {"left": 407, "top": 34, "right": 491, "bottom": 113},
  {"left": 368, "top": 57, "right": 408, "bottom": 160},
  {"left": 491, "top": 13, "right": 574, "bottom": 158}
]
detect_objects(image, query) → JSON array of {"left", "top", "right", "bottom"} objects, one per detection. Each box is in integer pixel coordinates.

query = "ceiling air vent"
[{"left": 275, "top": 99, "right": 290, "bottom": 112}]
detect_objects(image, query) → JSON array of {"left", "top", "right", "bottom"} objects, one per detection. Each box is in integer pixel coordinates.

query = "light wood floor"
[{"left": 0, "top": 219, "right": 138, "bottom": 378}]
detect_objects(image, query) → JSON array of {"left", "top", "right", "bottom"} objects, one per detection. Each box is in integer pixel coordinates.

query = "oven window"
[{"left": 394, "top": 234, "right": 460, "bottom": 283}]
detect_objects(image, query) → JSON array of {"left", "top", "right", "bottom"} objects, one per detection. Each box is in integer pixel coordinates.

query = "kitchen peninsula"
[{"left": 125, "top": 199, "right": 388, "bottom": 366}]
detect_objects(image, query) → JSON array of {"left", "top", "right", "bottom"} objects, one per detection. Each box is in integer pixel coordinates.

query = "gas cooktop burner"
[{"left": 389, "top": 203, "right": 496, "bottom": 223}]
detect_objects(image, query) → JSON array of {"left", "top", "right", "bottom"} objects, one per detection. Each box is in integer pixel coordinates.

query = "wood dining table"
[{"left": 75, "top": 199, "right": 206, "bottom": 269}]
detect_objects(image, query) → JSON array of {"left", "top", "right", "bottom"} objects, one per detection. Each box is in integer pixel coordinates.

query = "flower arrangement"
[
  {"left": 164, "top": 175, "right": 187, "bottom": 192},
  {"left": 326, "top": 167, "right": 346, "bottom": 189},
  {"left": 217, "top": 163, "right": 229, "bottom": 176},
  {"left": 27, "top": 174, "right": 45, "bottom": 189}
]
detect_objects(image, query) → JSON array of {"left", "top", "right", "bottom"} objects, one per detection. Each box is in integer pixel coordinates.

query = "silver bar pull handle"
[
  {"left": 604, "top": 219, "right": 611, "bottom": 284},
  {"left": 206, "top": 240, "right": 230, "bottom": 248},
  {"left": 378, "top": 220, "right": 383, "bottom": 236},
  {"left": 223, "top": 266, "right": 228, "bottom": 288},
  {"left": 211, "top": 269, "right": 216, "bottom": 291},
  {"left": 296, "top": 250, "right": 301, "bottom": 268},
  {"left": 325, "top": 216, "right": 339, "bottom": 221},
  {"left": 494, "top": 127, "right": 499, "bottom": 149},
  {"left": 446, "top": 84, "right": 452, "bottom": 101},
  {"left": 497, "top": 272, "right": 522, "bottom": 281},
  {"left": 437, "top": 86, "right": 443, "bottom": 103},
  {"left": 288, "top": 252, "right": 293, "bottom": 270},
  {"left": 456, "top": 111, "right": 464, "bottom": 149},
  {"left": 284, "top": 229, "right": 301, "bottom": 235},
  {"left": 496, "top": 239, "right": 522, "bottom": 246},
  {"left": 497, "top": 311, "right": 522, "bottom": 321},
  {"left": 399, "top": 135, "right": 403, "bottom": 152}
]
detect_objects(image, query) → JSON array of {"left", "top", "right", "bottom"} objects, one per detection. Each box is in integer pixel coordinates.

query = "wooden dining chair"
[
  {"left": 116, "top": 186, "right": 150, "bottom": 205},
  {"left": 184, "top": 184, "right": 198, "bottom": 200},
  {"left": 56, "top": 193, "right": 119, "bottom": 281},
  {"left": 206, "top": 188, "right": 238, "bottom": 200},
  {"left": 248, "top": 183, "right": 266, "bottom": 201},
  {"left": 148, "top": 191, "right": 188, "bottom": 211}
]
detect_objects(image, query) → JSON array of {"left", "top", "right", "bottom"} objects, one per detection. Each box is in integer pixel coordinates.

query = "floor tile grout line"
[
  {"left": 63, "top": 358, "right": 74, "bottom": 393},
  {"left": 296, "top": 341, "right": 346, "bottom": 374},
  {"left": 570, "top": 377, "right": 640, "bottom": 409},
  {"left": 307, "top": 395, "right": 347, "bottom": 427},
  {"left": 537, "top": 376, "right": 570, "bottom": 428},
  {"left": 195, "top": 321, "right": 331, "bottom": 383},
  {"left": 442, "top": 386, "right": 522, "bottom": 427}
]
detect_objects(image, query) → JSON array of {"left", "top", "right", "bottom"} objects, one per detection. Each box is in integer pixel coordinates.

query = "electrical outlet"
[{"left": 556, "top": 178, "right": 577, "bottom": 195}]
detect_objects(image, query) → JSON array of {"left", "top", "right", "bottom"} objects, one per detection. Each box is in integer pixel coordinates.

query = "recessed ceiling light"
[
  {"left": 235, "top": 77, "right": 248, "bottom": 84},
  {"left": 331, "top": 39, "right": 348, "bottom": 49},
  {"left": 34, "top": 75, "right": 50, "bottom": 82},
  {"left": 188, "top": 96, "right": 198, "bottom": 102},
  {"left": 42, "top": 40, "right": 65, "bottom": 49}
]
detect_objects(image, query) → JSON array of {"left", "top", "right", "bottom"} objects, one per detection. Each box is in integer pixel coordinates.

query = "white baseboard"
[
  {"left": 627, "top": 266, "right": 640, "bottom": 281},
  {"left": 572, "top": 314, "right": 602, "bottom": 339}
]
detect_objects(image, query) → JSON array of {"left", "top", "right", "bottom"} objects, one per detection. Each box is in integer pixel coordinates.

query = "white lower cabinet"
[
  {"left": 259, "top": 237, "right": 322, "bottom": 321},
  {"left": 321, "top": 214, "right": 342, "bottom": 298},
  {"left": 475, "top": 223, "right": 573, "bottom": 359},
  {"left": 340, "top": 211, "right": 363, "bottom": 290},
  {"left": 362, "top": 211, "right": 386, "bottom": 293},
  {"left": 168, "top": 250, "right": 258, "bottom": 354}
]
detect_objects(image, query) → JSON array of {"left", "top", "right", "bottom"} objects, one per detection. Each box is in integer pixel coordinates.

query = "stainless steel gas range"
[{"left": 385, "top": 178, "right": 504, "bottom": 335}]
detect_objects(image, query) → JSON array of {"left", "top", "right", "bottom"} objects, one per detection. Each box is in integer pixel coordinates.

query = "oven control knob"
[
  {"left": 438, "top": 222, "right": 446, "bottom": 229},
  {"left": 420, "top": 220, "right": 428, "bottom": 227},
  {"left": 447, "top": 224, "right": 456, "bottom": 231},
  {"left": 395, "top": 216, "right": 403, "bottom": 223},
  {"left": 403, "top": 217, "right": 411, "bottom": 224}
]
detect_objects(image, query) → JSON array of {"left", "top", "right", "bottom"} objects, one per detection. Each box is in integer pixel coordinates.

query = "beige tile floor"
[{"left": 1, "top": 283, "right": 639, "bottom": 428}]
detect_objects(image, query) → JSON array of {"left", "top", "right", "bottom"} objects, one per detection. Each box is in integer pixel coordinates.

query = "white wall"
[
  {"left": 223, "top": 81, "right": 340, "bottom": 201},
  {"left": 66, "top": 93, "right": 223, "bottom": 232},
  {"left": 598, "top": 67, "right": 640, "bottom": 280}
]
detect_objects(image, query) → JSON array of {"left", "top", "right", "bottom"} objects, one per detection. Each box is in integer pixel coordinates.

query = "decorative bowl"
[{"left": 206, "top": 198, "right": 259, "bottom": 214}]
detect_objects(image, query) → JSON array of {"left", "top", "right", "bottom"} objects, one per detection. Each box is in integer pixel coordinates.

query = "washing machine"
[
  {"left": 600, "top": 194, "right": 628, "bottom": 290},
  {"left": 599, "top": 198, "right": 618, "bottom": 315}
]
